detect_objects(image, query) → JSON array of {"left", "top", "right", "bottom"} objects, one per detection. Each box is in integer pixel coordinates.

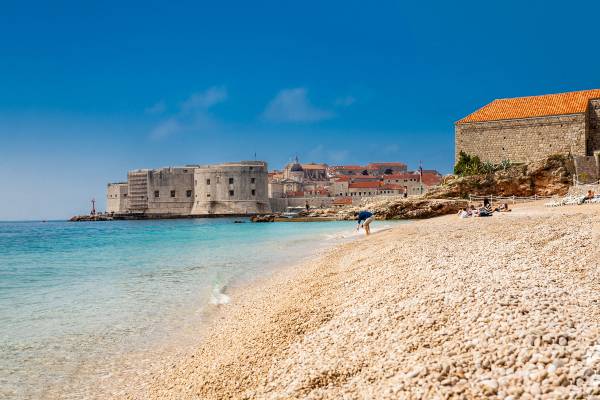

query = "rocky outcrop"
[
  {"left": 426, "top": 155, "right": 575, "bottom": 199},
  {"left": 69, "top": 214, "right": 114, "bottom": 222},
  {"left": 250, "top": 214, "right": 276, "bottom": 223},
  {"left": 332, "top": 198, "right": 468, "bottom": 220}
]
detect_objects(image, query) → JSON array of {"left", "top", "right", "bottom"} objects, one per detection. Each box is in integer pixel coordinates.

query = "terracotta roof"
[
  {"left": 383, "top": 173, "right": 420, "bottom": 180},
  {"left": 457, "top": 89, "right": 600, "bottom": 124},
  {"left": 367, "top": 162, "right": 407, "bottom": 168},
  {"left": 421, "top": 172, "right": 442, "bottom": 187},
  {"left": 351, "top": 176, "right": 381, "bottom": 182},
  {"left": 349, "top": 182, "right": 381, "bottom": 189},
  {"left": 334, "top": 176, "right": 351, "bottom": 182},
  {"left": 333, "top": 165, "right": 364, "bottom": 170}
]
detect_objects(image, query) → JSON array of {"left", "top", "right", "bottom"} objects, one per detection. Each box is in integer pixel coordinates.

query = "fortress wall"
[
  {"left": 146, "top": 168, "right": 194, "bottom": 215},
  {"left": 106, "top": 183, "right": 128, "bottom": 213},
  {"left": 455, "top": 114, "right": 587, "bottom": 164},
  {"left": 192, "top": 162, "right": 271, "bottom": 215}
]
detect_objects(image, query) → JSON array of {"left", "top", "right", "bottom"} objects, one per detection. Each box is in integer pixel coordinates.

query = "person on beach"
[
  {"left": 495, "top": 203, "right": 511, "bottom": 212},
  {"left": 579, "top": 190, "right": 595, "bottom": 205},
  {"left": 355, "top": 210, "right": 374, "bottom": 235},
  {"left": 458, "top": 208, "right": 469, "bottom": 218}
]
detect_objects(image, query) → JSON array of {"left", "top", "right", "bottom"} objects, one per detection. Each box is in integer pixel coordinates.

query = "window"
[
  {"left": 206, "top": 179, "right": 210, "bottom": 185},
  {"left": 207, "top": 193, "right": 210, "bottom": 198},
  {"left": 123, "top": 194, "right": 127, "bottom": 197},
  {"left": 251, "top": 177, "right": 256, "bottom": 184},
  {"left": 229, "top": 177, "right": 234, "bottom": 184},
  {"left": 154, "top": 190, "right": 160, "bottom": 198},
  {"left": 194, "top": 180, "right": 197, "bottom": 185},
  {"left": 251, "top": 189, "right": 256, "bottom": 196},
  {"left": 229, "top": 190, "right": 234, "bottom": 196},
  {"left": 186, "top": 190, "right": 192, "bottom": 197},
  {"left": 170, "top": 190, "right": 176, "bottom": 197}
]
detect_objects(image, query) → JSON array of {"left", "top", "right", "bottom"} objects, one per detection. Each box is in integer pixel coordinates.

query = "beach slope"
[{"left": 134, "top": 204, "right": 600, "bottom": 399}]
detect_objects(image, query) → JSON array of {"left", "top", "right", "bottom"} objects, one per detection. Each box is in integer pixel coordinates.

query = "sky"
[{"left": 2, "top": 0, "right": 600, "bottom": 220}]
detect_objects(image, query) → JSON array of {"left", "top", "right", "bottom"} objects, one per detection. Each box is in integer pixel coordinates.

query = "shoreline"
[
  {"left": 118, "top": 203, "right": 599, "bottom": 398},
  {"left": 51, "top": 221, "right": 367, "bottom": 400}
]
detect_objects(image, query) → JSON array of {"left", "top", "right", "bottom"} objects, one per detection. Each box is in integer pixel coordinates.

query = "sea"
[{"left": 0, "top": 218, "right": 386, "bottom": 399}]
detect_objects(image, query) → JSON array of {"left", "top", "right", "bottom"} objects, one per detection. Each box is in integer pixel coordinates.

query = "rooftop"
[
  {"left": 349, "top": 181, "right": 382, "bottom": 189},
  {"left": 367, "top": 162, "right": 407, "bottom": 168},
  {"left": 457, "top": 89, "right": 600, "bottom": 124}
]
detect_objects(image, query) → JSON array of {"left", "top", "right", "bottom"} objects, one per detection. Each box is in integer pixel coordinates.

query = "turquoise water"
[{"left": 0, "top": 218, "right": 375, "bottom": 399}]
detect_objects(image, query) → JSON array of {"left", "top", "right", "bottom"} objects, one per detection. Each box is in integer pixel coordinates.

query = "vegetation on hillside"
[{"left": 453, "top": 151, "right": 511, "bottom": 176}]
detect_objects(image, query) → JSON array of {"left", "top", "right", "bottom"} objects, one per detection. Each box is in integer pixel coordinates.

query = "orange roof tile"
[
  {"left": 367, "top": 162, "right": 407, "bottom": 168},
  {"left": 421, "top": 172, "right": 442, "bottom": 187},
  {"left": 349, "top": 181, "right": 381, "bottom": 189},
  {"left": 333, "top": 165, "right": 364, "bottom": 170},
  {"left": 383, "top": 173, "right": 420, "bottom": 180},
  {"left": 457, "top": 89, "right": 600, "bottom": 124}
]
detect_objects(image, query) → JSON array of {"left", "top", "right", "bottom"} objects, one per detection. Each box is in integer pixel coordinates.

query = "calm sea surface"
[{"left": 0, "top": 218, "right": 385, "bottom": 399}]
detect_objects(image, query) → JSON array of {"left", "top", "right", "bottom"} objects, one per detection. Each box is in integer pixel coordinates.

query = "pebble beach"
[{"left": 121, "top": 202, "right": 600, "bottom": 399}]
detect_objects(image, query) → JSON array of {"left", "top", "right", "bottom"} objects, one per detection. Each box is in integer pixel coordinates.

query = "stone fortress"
[
  {"left": 106, "top": 161, "right": 271, "bottom": 217},
  {"left": 456, "top": 89, "right": 600, "bottom": 182}
]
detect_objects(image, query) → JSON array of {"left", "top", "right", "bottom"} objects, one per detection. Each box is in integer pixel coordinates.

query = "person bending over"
[{"left": 355, "top": 210, "right": 374, "bottom": 235}]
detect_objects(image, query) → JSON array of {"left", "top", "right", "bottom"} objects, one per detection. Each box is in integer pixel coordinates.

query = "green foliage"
[
  {"left": 454, "top": 151, "right": 483, "bottom": 176},
  {"left": 499, "top": 159, "right": 512, "bottom": 171},
  {"left": 454, "top": 152, "right": 512, "bottom": 177}
]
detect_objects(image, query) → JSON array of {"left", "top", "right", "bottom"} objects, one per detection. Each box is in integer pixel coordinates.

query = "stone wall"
[
  {"left": 191, "top": 161, "right": 271, "bottom": 215},
  {"left": 587, "top": 99, "right": 600, "bottom": 153},
  {"left": 455, "top": 114, "right": 587, "bottom": 164},
  {"left": 106, "top": 183, "right": 128, "bottom": 213},
  {"left": 146, "top": 167, "right": 195, "bottom": 215},
  {"left": 573, "top": 155, "right": 600, "bottom": 183}
]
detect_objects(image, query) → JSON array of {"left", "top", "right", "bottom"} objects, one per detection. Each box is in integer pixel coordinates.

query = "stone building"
[
  {"left": 455, "top": 89, "right": 600, "bottom": 178},
  {"left": 366, "top": 162, "right": 407, "bottom": 175},
  {"left": 106, "top": 161, "right": 270, "bottom": 216},
  {"left": 192, "top": 162, "right": 270, "bottom": 215},
  {"left": 106, "top": 182, "right": 128, "bottom": 213}
]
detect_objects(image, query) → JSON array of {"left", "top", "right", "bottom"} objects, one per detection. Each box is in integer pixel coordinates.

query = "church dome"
[{"left": 290, "top": 163, "right": 304, "bottom": 172}]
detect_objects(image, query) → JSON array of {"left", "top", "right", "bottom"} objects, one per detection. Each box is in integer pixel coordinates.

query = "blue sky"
[{"left": 2, "top": 1, "right": 600, "bottom": 220}]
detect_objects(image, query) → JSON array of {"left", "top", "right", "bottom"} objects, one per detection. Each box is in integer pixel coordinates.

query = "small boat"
[{"left": 281, "top": 206, "right": 305, "bottom": 219}]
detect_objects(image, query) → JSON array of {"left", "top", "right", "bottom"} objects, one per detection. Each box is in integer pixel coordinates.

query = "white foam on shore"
[{"left": 210, "top": 284, "right": 230, "bottom": 305}]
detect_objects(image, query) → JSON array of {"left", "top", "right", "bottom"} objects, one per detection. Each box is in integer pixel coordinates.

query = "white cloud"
[
  {"left": 149, "top": 86, "right": 227, "bottom": 140},
  {"left": 334, "top": 95, "right": 356, "bottom": 107},
  {"left": 262, "top": 88, "right": 334, "bottom": 123},
  {"left": 145, "top": 100, "right": 166, "bottom": 115},
  {"left": 181, "top": 87, "right": 228, "bottom": 112},
  {"left": 307, "top": 144, "right": 349, "bottom": 163},
  {"left": 150, "top": 118, "right": 181, "bottom": 139}
]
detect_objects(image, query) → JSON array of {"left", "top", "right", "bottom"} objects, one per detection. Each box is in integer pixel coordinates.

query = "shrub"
[
  {"left": 454, "top": 152, "right": 511, "bottom": 176},
  {"left": 454, "top": 151, "right": 483, "bottom": 176}
]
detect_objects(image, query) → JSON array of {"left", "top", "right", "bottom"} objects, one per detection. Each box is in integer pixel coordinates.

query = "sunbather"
[{"left": 579, "top": 190, "right": 595, "bottom": 205}]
